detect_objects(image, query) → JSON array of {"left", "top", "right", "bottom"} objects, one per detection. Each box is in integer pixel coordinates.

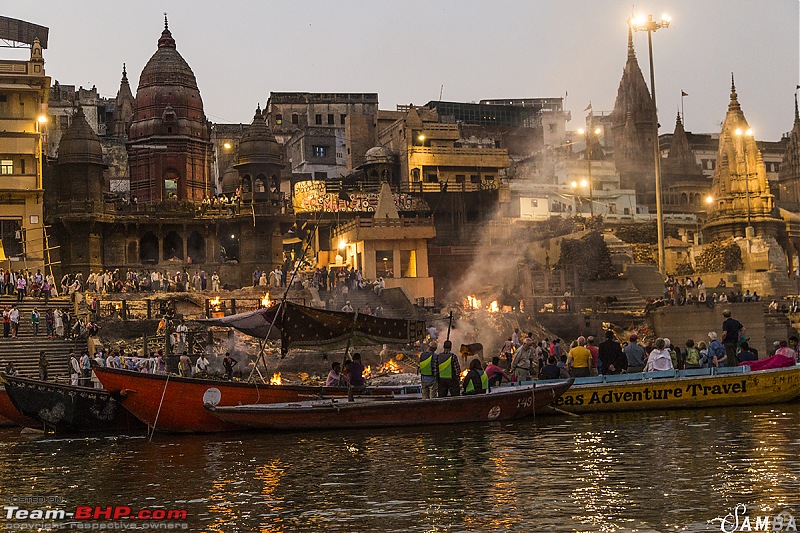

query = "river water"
[{"left": 1, "top": 402, "right": 799, "bottom": 532}]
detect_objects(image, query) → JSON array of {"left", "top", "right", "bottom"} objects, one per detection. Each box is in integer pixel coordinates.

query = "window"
[
  {"left": 0, "top": 95, "right": 6, "bottom": 102},
  {"left": 484, "top": 175, "right": 495, "bottom": 181},
  {"left": 470, "top": 175, "right": 480, "bottom": 183},
  {"left": 549, "top": 124, "right": 558, "bottom": 133},
  {"left": 530, "top": 199, "right": 538, "bottom": 207},
  {"left": 340, "top": 114, "right": 347, "bottom": 125},
  {"left": 455, "top": 175, "right": 465, "bottom": 183},
  {"left": 292, "top": 113, "right": 299, "bottom": 125},
  {"left": 315, "top": 114, "right": 322, "bottom": 125},
  {"left": 0, "top": 160, "right": 12, "bottom": 175},
  {"left": 60, "top": 115, "right": 70, "bottom": 130},
  {"left": 495, "top": 140, "right": 501, "bottom": 148},
  {"left": 425, "top": 173, "right": 438, "bottom": 183},
  {"left": 20, "top": 159, "right": 25, "bottom": 174},
  {"left": 313, "top": 146, "right": 328, "bottom": 157},
  {"left": 275, "top": 114, "right": 283, "bottom": 125},
  {"left": 327, "top": 114, "right": 334, "bottom": 125},
  {"left": 376, "top": 250, "right": 394, "bottom": 278},
  {"left": 313, "top": 171, "right": 327, "bottom": 180}
]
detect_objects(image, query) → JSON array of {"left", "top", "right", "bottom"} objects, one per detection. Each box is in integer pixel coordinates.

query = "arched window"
[
  {"left": 140, "top": 233, "right": 159, "bottom": 264},
  {"left": 163, "top": 231, "right": 184, "bottom": 261},
  {"left": 188, "top": 231, "right": 206, "bottom": 263}
]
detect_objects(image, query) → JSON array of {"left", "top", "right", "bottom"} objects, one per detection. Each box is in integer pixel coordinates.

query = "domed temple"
[{"left": 45, "top": 18, "right": 293, "bottom": 285}]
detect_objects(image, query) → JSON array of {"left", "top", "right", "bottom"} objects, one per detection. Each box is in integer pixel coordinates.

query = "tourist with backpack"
[
  {"left": 684, "top": 339, "right": 702, "bottom": 369},
  {"left": 704, "top": 332, "right": 727, "bottom": 368}
]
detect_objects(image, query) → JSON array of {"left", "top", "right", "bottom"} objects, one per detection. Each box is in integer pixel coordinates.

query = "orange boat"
[
  {"left": 93, "top": 366, "right": 416, "bottom": 433},
  {"left": 0, "top": 385, "right": 39, "bottom": 428},
  {"left": 206, "top": 380, "right": 574, "bottom": 431}
]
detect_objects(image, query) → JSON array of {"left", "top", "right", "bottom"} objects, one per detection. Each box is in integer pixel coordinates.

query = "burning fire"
[
  {"left": 377, "top": 359, "right": 400, "bottom": 374},
  {"left": 210, "top": 296, "right": 221, "bottom": 309},
  {"left": 269, "top": 372, "right": 282, "bottom": 385},
  {"left": 261, "top": 293, "right": 272, "bottom": 308},
  {"left": 466, "top": 295, "right": 482, "bottom": 310},
  {"left": 487, "top": 300, "right": 499, "bottom": 313},
  {"left": 363, "top": 365, "right": 372, "bottom": 379}
]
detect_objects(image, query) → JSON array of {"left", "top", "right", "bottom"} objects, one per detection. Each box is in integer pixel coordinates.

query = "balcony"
[
  {"left": 408, "top": 146, "right": 509, "bottom": 168},
  {"left": 332, "top": 216, "right": 436, "bottom": 242}
]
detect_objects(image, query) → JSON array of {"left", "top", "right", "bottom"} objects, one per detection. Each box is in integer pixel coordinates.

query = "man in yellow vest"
[
  {"left": 462, "top": 358, "right": 489, "bottom": 395},
  {"left": 437, "top": 340, "right": 461, "bottom": 397},
  {"left": 418, "top": 341, "right": 438, "bottom": 399}
]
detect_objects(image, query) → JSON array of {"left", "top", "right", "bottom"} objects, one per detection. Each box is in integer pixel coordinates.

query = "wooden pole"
[{"left": 446, "top": 311, "right": 453, "bottom": 341}]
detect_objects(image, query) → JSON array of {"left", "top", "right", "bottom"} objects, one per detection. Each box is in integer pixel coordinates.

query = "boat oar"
[{"left": 545, "top": 405, "right": 580, "bottom": 417}]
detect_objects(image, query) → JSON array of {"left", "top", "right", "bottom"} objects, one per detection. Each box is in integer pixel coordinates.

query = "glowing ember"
[
  {"left": 261, "top": 293, "right": 272, "bottom": 307},
  {"left": 487, "top": 300, "right": 499, "bottom": 313},
  {"left": 377, "top": 359, "right": 400, "bottom": 374},
  {"left": 465, "top": 295, "right": 482, "bottom": 310},
  {"left": 269, "top": 372, "right": 282, "bottom": 385}
]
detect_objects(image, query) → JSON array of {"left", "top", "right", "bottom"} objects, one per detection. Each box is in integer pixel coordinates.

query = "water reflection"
[{"left": 1, "top": 403, "right": 800, "bottom": 532}]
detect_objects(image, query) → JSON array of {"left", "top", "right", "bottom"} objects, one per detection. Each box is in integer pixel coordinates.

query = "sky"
[{"left": 4, "top": 0, "right": 800, "bottom": 140}]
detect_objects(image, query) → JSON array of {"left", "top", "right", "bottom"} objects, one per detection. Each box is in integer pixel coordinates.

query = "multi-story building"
[{"left": 0, "top": 20, "right": 50, "bottom": 269}]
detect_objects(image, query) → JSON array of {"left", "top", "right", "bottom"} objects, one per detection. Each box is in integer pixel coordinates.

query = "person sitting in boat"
[
  {"left": 599, "top": 330, "right": 627, "bottom": 375},
  {"left": 348, "top": 353, "right": 365, "bottom": 389},
  {"left": 737, "top": 342, "right": 758, "bottom": 363},
  {"left": 539, "top": 356, "right": 561, "bottom": 380},
  {"left": 325, "top": 361, "right": 345, "bottom": 387},
  {"left": 775, "top": 340, "right": 796, "bottom": 361},
  {"left": 223, "top": 352, "right": 238, "bottom": 380},
  {"left": 683, "top": 340, "right": 702, "bottom": 369},
  {"left": 462, "top": 358, "right": 489, "bottom": 395},
  {"left": 485, "top": 356, "right": 512, "bottom": 387},
  {"left": 645, "top": 338, "right": 674, "bottom": 372}
]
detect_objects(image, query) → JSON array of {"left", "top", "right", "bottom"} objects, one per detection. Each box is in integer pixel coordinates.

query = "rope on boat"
[{"left": 149, "top": 373, "right": 170, "bottom": 441}]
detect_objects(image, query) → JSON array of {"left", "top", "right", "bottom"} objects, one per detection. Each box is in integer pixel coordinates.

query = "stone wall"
[{"left": 651, "top": 302, "right": 791, "bottom": 357}]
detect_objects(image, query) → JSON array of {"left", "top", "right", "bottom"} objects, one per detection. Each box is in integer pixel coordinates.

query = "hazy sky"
[{"left": 5, "top": 1, "right": 799, "bottom": 140}]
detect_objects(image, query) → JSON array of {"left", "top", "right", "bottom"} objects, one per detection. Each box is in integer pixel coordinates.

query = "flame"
[
  {"left": 210, "top": 296, "right": 221, "bottom": 309},
  {"left": 269, "top": 372, "right": 282, "bottom": 385},
  {"left": 261, "top": 293, "right": 272, "bottom": 307},
  {"left": 377, "top": 359, "right": 400, "bottom": 374},
  {"left": 363, "top": 365, "right": 372, "bottom": 379},
  {"left": 466, "top": 295, "right": 482, "bottom": 310},
  {"left": 487, "top": 300, "right": 499, "bottom": 313},
  {"left": 460, "top": 369, "right": 469, "bottom": 379}
]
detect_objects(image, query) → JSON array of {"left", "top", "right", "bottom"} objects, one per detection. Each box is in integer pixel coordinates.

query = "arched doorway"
[
  {"left": 140, "top": 232, "right": 159, "bottom": 264},
  {"left": 127, "top": 241, "right": 138, "bottom": 264},
  {"left": 219, "top": 223, "right": 239, "bottom": 263},
  {"left": 188, "top": 231, "right": 206, "bottom": 263},
  {"left": 163, "top": 231, "right": 184, "bottom": 261}
]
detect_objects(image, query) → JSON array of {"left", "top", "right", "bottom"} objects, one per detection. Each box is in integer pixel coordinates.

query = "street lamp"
[
  {"left": 630, "top": 13, "right": 670, "bottom": 275},
  {"left": 577, "top": 127, "right": 601, "bottom": 217},
  {"left": 570, "top": 180, "right": 587, "bottom": 214},
  {"left": 734, "top": 127, "right": 754, "bottom": 237}
]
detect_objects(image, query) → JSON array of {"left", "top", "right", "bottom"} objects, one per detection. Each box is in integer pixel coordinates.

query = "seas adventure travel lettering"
[{"left": 554, "top": 380, "right": 747, "bottom": 406}]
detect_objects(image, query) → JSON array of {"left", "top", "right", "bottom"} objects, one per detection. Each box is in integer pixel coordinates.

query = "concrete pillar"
[{"left": 393, "top": 248, "right": 401, "bottom": 279}]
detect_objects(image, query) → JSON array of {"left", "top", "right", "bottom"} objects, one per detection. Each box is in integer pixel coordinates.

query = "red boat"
[
  {"left": 0, "top": 385, "right": 39, "bottom": 428},
  {"left": 205, "top": 380, "right": 574, "bottom": 431},
  {"left": 93, "top": 366, "right": 416, "bottom": 433}
]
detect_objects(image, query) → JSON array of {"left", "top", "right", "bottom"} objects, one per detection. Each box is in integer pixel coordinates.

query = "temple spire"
[
  {"left": 795, "top": 92, "right": 799, "bottom": 124},
  {"left": 627, "top": 24, "right": 635, "bottom": 60},
  {"left": 164, "top": 13, "right": 169, "bottom": 30},
  {"left": 728, "top": 72, "right": 741, "bottom": 113},
  {"left": 121, "top": 63, "right": 128, "bottom": 83}
]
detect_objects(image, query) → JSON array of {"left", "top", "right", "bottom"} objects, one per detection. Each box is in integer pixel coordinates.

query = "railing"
[
  {"left": 408, "top": 146, "right": 508, "bottom": 158},
  {"left": 332, "top": 216, "right": 434, "bottom": 236},
  {"left": 398, "top": 181, "right": 501, "bottom": 193},
  {"left": 53, "top": 196, "right": 292, "bottom": 218},
  {"left": 204, "top": 297, "right": 306, "bottom": 318}
]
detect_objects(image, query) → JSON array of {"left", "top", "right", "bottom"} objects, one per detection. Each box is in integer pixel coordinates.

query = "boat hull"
[
  {"left": 2, "top": 375, "right": 145, "bottom": 434},
  {"left": 550, "top": 366, "right": 800, "bottom": 414},
  {"left": 0, "top": 385, "right": 39, "bottom": 428},
  {"left": 207, "top": 380, "right": 573, "bottom": 431},
  {"left": 93, "top": 366, "right": 417, "bottom": 433}
]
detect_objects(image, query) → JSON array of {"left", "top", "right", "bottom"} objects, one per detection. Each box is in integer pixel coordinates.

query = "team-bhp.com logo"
[
  {"left": 5, "top": 505, "right": 187, "bottom": 521},
  {"left": 709, "top": 504, "right": 797, "bottom": 532}
]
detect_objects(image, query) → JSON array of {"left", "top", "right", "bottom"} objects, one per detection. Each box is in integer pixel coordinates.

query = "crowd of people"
[
  {"left": 646, "top": 276, "right": 763, "bottom": 312},
  {"left": 411, "top": 308, "right": 800, "bottom": 395}
]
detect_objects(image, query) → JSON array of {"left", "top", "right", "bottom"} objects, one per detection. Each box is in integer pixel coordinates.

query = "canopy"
[{"left": 198, "top": 301, "right": 426, "bottom": 355}]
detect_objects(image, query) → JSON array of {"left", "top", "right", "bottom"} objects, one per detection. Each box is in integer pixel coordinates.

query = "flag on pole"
[
  {"left": 681, "top": 90, "right": 689, "bottom": 97},
  {"left": 583, "top": 102, "right": 592, "bottom": 112}
]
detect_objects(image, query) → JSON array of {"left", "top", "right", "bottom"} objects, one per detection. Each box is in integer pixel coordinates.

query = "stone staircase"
[
  {"left": 0, "top": 295, "right": 87, "bottom": 378},
  {"left": 318, "top": 287, "right": 406, "bottom": 319},
  {"left": 583, "top": 279, "right": 647, "bottom": 314},
  {"left": 624, "top": 264, "right": 667, "bottom": 299}
]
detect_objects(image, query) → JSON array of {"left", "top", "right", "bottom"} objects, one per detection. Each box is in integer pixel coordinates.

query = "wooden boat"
[
  {"left": 205, "top": 379, "right": 574, "bottom": 431},
  {"left": 543, "top": 365, "right": 800, "bottom": 414},
  {"left": 93, "top": 366, "right": 420, "bottom": 433},
  {"left": 1, "top": 374, "right": 145, "bottom": 434},
  {"left": 0, "top": 385, "right": 39, "bottom": 428}
]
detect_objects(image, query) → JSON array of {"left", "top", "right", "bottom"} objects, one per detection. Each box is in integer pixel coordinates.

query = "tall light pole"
[
  {"left": 577, "top": 127, "right": 601, "bottom": 217},
  {"left": 735, "top": 127, "right": 754, "bottom": 237},
  {"left": 631, "top": 13, "right": 670, "bottom": 275}
]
